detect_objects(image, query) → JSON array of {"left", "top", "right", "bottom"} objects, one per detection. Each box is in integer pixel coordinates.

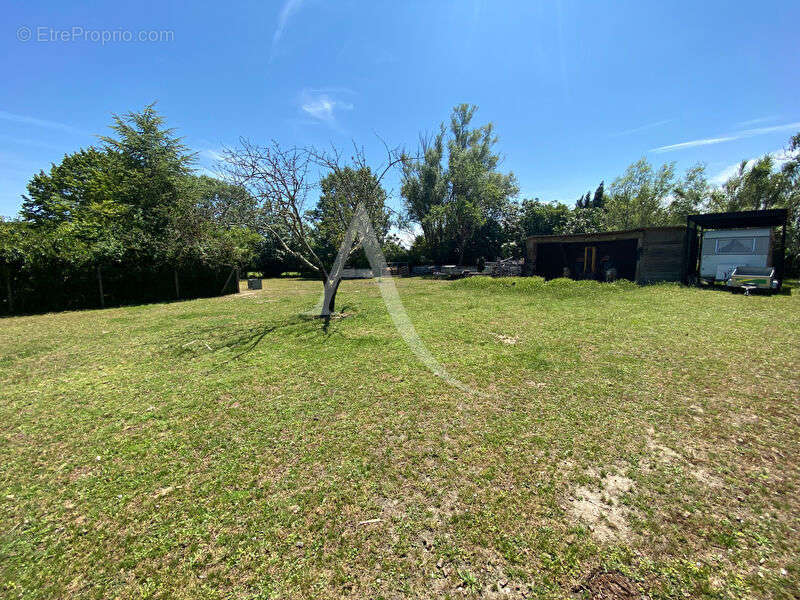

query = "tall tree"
[
  {"left": 401, "top": 128, "right": 448, "bottom": 259},
  {"left": 668, "top": 163, "right": 709, "bottom": 223},
  {"left": 605, "top": 158, "right": 675, "bottom": 230},
  {"left": 592, "top": 181, "right": 605, "bottom": 208},
  {"left": 99, "top": 103, "right": 197, "bottom": 266},
  {"left": 401, "top": 104, "right": 518, "bottom": 264}
]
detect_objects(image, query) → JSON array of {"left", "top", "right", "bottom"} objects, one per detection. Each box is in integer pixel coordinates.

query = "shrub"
[{"left": 450, "top": 276, "right": 638, "bottom": 296}]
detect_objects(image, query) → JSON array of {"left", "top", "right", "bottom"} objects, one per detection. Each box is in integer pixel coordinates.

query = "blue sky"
[{"left": 2, "top": 0, "right": 799, "bottom": 223}]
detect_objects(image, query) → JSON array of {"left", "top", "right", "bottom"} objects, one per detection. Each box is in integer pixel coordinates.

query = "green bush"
[{"left": 450, "top": 276, "right": 638, "bottom": 295}]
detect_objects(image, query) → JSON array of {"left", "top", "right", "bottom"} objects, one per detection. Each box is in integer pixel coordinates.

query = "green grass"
[{"left": 1, "top": 277, "right": 798, "bottom": 599}]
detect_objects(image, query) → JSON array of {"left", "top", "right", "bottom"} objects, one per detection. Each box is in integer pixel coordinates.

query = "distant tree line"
[
  {"left": 2, "top": 103, "right": 798, "bottom": 314},
  {"left": 0, "top": 106, "right": 403, "bottom": 315}
]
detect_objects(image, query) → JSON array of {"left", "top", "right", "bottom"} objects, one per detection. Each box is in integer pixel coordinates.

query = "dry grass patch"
[{"left": 567, "top": 469, "right": 636, "bottom": 543}]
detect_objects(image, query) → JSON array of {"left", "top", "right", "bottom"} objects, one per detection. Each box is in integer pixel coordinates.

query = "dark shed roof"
[
  {"left": 687, "top": 209, "right": 787, "bottom": 229},
  {"left": 526, "top": 226, "right": 684, "bottom": 244}
]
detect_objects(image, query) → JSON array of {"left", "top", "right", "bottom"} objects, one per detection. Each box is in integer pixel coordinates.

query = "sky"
[{"left": 2, "top": 0, "right": 799, "bottom": 230}]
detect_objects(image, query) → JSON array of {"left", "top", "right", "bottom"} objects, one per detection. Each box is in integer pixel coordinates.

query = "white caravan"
[{"left": 699, "top": 227, "right": 773, "bottom": 282}]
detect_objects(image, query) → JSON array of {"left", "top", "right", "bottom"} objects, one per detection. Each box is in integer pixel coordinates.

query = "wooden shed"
[{"left": 526, "top": 226, "right": 687, "bottom": 283}]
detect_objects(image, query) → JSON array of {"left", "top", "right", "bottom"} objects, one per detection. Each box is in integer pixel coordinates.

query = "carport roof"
[{"left": 687, "top": 209, "right": 787, "bottom": 229}]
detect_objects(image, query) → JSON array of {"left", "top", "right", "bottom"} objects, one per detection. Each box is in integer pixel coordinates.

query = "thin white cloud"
[
  {"left": 271, "top": 0, "right": 307, "bottom": 58},
  {"left": 611, "top": 118, "right": 676, "bottom": 137},
  {"left": 201, "top": 148, "right": 225, "bottom": 162},
  {"left": 739, "top": 122, "right": 800, "bottom": 137},
  {"left": 0, "top": 110, "right": 87, "bottom": 135},
  {"left": 651, "top": 121, "right": 800, "bottom": 153},
  {"left": 651, "top": 136, "right": 739, "bottom": 153},
  {"left": 710, "top": 148, "right": 798, "bottom": 186},
  {"left": 735, "top": 115, "right": 780, "bottom": 128},
  {"left": 299, "top": 89, "right": 353, "bottom": 125}
]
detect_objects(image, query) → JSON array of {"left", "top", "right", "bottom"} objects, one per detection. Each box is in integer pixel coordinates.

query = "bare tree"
[{"left": 222, "top": 139, "right": 405, "bottom": 316}]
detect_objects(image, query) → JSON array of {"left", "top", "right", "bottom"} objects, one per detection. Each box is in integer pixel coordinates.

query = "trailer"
[
  {"left": 726, "top": 265, "right": 780, "bottom": 293},
  {"left": 699, "top": 227, "right": 773, "bottom": 282},
  {"left": 686, "top": 209, "right": 788, "bottom": 290}
]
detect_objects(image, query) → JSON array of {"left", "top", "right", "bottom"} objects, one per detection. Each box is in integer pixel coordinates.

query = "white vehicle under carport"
[
  {"left": 686, "top": 209, "right": 787, "bottom": 291},
  {"left": 699, "top": 227, "right": 774, "bottom": 283}
]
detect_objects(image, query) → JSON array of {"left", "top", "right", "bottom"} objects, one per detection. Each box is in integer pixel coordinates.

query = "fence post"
[
  {"left": 96, "top": 265, "right": 105, "bottom": 308},
  {"left": 219, "top": 268, "right": 235, "bottom": 296},
  {"left": 174, "top": 268, "right": 180, "bottom": 299},
  {"left": 4, "top": 266, "right": 12, "bottom": 314}
]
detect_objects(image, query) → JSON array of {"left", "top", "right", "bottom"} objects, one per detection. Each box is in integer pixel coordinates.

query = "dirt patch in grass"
[
  {"left": 490, "top": 332, "right": 519, "bottom": 344},
  {"left": 568, "top": 470, "right": 635, "bottom": 543},
  {"left": 575, "top": 570, "right": 644, "bottom": 600},
  {"left": 645, "top": 427, "right": 723, "bottom": 488}
]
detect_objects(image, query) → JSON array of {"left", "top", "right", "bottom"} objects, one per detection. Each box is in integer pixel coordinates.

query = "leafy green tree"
[
  {"left": 310, "top": 166, "right": 390, "bottom": 266},
  {"left": 711, "top": 156, "right": 787, "bottom": 213},
  {"left": 463, "top": 216, "right": 505, "bottom": 262},
  {"left": 518, "top": 199, "right": 571, "bottom": 236},
  {"left": 100, "top": 103, "right": 196, "bottom": 265},
  {"left": 668, "top": 162, "right": 709, "bottom": 224},
  {"left": 191, "top": 175, "right": 260, "bottom": 230},
  {"left": 20, "top": 146, "right": 129, "bottom": 305},
  {"left": 401, "top": 128, "right": 448, "bottom": 259},
  {"left": 21, "top": 148, "right": 126, "bottom": 226},
  {"left": 556, "top": 206, "right": 606, "bottom": 234},
  {"left": 402, "top": 104, "right": 518, "bottom": 264},
  {"left": 13, "top": 105, "right": 260, "bottom": 310},
  {"left": 605, "top": 158, "right": 675, "bottom": 229}
]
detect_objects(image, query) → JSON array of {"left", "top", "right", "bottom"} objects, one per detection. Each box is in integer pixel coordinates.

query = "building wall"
[
  {"left": 526, "top": 227, "right": 687, "bottom": 284},
  {"left": 637, "top": 228, "right": 686, "bottom": 283}
]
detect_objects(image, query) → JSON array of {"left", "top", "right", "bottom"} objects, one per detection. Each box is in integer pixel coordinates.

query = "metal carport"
[{"left": 685, "top": 209, "right": 789, "bottom": 286}]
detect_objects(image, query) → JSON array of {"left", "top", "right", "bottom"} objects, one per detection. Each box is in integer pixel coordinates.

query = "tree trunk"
[
  {"left": 4, "top": 266, "right": 12, "bottom": 314},
  {"left": 173, "top": 268, "right": 180, "bottom": 299},
  {"left": 321, "top": 277, "right": 341, "bottom": 316},
  {"left": 235, "top": 268, "right": 240, "bottom": 293},
  {"left": 96, "top": 265, "right": 105, "bottom": 309}
]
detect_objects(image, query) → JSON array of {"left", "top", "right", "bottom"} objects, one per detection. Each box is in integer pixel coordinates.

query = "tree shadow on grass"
[
  {"left": 170, "top": 306, "right": 353, "bottom": 369},
  {"left": 215, "top": 317, "right": 307, "bottom": 363}
]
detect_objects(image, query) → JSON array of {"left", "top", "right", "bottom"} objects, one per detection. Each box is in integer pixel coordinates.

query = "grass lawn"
[{"left": 1, "top": 277, "right": 798, "bottom": 599}]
